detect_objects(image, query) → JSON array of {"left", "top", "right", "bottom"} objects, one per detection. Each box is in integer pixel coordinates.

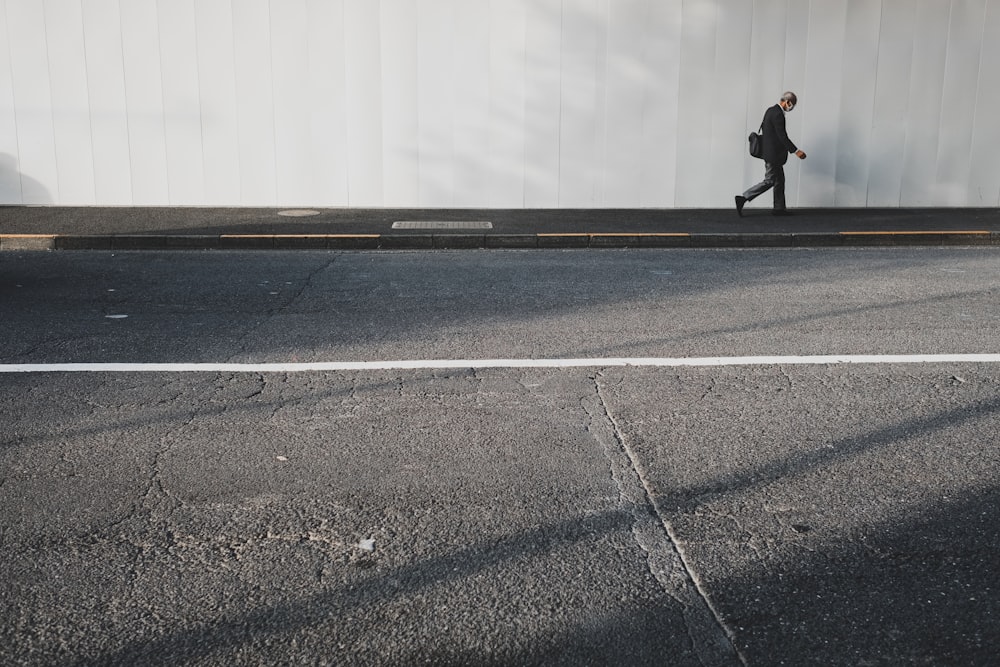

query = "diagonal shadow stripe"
[{"left": 659, "top": 395, "right": 1000, "bottom": 512}]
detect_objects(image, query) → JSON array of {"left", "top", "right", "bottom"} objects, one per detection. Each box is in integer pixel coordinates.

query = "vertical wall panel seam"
[
  {"left": 193, "top": 0, "right": 207, "bottom": 204},
  {"left": 556, "top": 0, "right": 564, "bottom": 206},
  {"left": 931, "top": 1, "right": 957, "bottom": 189},
  {"left": 593, "top": 2, "right": 611, "bottom": 206},
  {"left": 304, "top": 1, "right": 315, "bottom": 204},
  {"left": 266, "top": 0, "right": 279, "bottom": 206},
  {"left": 378, "top": 0, "right": 389, "bottom": 206},
  {"left": 448, "top": 2, "right": 457, "bottom": 206},
  {"left": 671, "top": 0, "right": 684, "bottom": 208},
  {"left": 994, "top": 0, "right": 1000, "bottom": 205},
  {"left": 413, "top": 0, "right": 421, "bottom": 207},
  {"left": 342, "top": 0, "right": 352, "bottom": 206},
  {"left": 305, "top": 0, "right": 318, "bottom": 205},
  {"left": 377, "top": 0, "right": 388, "bottom": 208},
  {"left": 483, "top": 0, "right": 493, "bottom": 204},
  {"left": 791, "top": 0, "right": 800, "bottom": 206},
  {"left": 898, "top": 1, "right": 918, "bottom": 207},
  {"left": 990, "top": 0, "right": 998, "bottom": 207},
  {"left": 865, "top": 0, "right": 884, "bottom": 207},
  {"left": 745, "top": 0, "right": 755, "bottom": 152},
  {"left": 155, "top": 0, "right": 171, "bottom": 203},
  {"left": 994, "top": 2, "right": 1000, "bottom": 205},
  {"left": 945, "top": 0, "right": 983, "bottom": 205},
  {"left": 708, "top": 0, "right": 723, "bottom": 206},
  {"left": 636, "top": 0, "right": 651, "bottom": 207},
  {"left": 595, "top": 0, "right": 606, "bottom": 207},
  {"left": 41, "top": 0, "right": 60, "bottom": 201},
  {"left": 227, "top": 0, "right": 243, "bottom": 208},
  {"left": 894, "top": 0, "right": 913, "bottom": 208},
  {"left": 71, "top": 0, "right": 98, "bottom": 203},
  {"left": 378, "top": 0, "right": 386, "bottom": 207},
  {"left": 2, "top": 0, "right": 24, "bottom": 203},
  {"left": 794, "top": 0, "right": 809, "bottom": 208},
  {"left": 486, "top": 0, "right": 497, "bottom": 207},
  {"left": 675, "top": 0, "right": 691, "bottom": 209},
  {"left": 114, "top": 0, "right": 135, "bottom": 204},
  {"left": 832, "top": 0, "right": 841, "bottom": 206},
  {"left": 837, "top": 0, "right": 876, "bottom": 208},
  {"left": 524, "top": 0, "right": 529, "bottom": 208},
  {"left": 409, "top": 0, "right": 416, "bottom": 207},
  {"left": 968, "top": 0, "right": 990, "bottom": 205}
]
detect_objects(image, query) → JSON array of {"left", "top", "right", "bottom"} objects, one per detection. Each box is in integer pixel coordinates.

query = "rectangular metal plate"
[{"left": 392, "top": 221, "right": 493, "bottom": 230}]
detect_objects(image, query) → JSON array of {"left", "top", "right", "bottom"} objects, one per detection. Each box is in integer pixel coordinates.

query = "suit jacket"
[{"left": 760, "top": 104, "right": 797, "bottom": 165}]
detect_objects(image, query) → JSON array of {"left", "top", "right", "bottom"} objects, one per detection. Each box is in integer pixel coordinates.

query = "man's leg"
[
  {"left": 771, "top": 163, "right": 787, "bottom": 211},
  {"left": 742, "top": 164, "right": 777, "bottom": 202},
  {"left": 737, "top": 164, "right": 777, "bottom": 216}
]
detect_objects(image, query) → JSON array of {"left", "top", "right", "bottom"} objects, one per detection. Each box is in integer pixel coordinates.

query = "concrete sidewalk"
[{"left": 2, "top": 206, "right": 998, "bottom": 250}]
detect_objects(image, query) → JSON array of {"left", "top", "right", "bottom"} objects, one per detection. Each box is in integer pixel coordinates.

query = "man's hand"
[{"left": 795, "top": 150, "right": 807, "bottom": 159}]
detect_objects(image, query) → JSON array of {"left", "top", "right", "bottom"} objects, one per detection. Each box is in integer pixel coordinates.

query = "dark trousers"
[{"left": 743, "top": 162, "right": 785, "bottom": 210}]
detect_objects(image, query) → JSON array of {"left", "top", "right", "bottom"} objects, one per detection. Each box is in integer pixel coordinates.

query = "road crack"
[
  {"left": 584, "top": 371, "right": 744, "bottom": 666},
  {"left": 229, "top": 256, "right": 337, "bottom": 361}
]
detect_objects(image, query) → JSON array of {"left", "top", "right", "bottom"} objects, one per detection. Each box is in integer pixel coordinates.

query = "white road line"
[{"left": 1, "top": 355, "right": 999, "bottom": 373}]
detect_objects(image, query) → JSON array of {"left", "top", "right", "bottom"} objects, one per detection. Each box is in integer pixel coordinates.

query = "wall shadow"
[{"left": 0, "top": 154, "right": 51, "bottom": 206}]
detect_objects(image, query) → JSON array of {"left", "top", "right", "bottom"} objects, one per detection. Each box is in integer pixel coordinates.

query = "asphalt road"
[{"left": 2, "top": 248, "right": 999, "bottom": 665}]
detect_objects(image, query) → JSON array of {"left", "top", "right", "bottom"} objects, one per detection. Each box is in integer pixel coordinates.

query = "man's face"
[{"left": 780, "top": 99, "right": 796, "bottom": 112}]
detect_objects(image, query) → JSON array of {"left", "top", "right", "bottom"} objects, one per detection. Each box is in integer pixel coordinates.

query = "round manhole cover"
[{"left": 278, "top": 209, "right": 321, "bottom": 217}]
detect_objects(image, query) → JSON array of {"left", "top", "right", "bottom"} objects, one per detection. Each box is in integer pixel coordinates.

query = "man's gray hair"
[{"left": 781, "top": 91, "right": 798, "bottom": 104}]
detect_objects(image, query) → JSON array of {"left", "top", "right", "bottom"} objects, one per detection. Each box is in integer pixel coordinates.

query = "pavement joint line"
[
  {"left": 218, "top": 234, "right": 381, "bottom": 238},
  {"left": 536, "top": 233, "right": 692, "bottom": 237},
  {"left": 3, "top": 354, "right": 999, "bottom": 373},
  {"left": 3, "top": 231, "right": 999, "bottom": 251},
  {"left": 590, "top": 372, "right": 744, "bottom": 664},
  {"left": 839, "top": 230, "right": 990, "bottom": 235}
]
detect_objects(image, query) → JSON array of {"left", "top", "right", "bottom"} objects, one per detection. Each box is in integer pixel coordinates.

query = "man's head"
[{"left": 779, "top": 92, "right": 798, "bottom": 111}]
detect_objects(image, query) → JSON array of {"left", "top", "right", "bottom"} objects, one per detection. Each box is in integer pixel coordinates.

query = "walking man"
[{"left": 736, "top": 92, "right": 806, "bottom": 217}]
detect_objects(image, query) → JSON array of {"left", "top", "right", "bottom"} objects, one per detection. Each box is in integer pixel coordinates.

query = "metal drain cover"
[{"left": 392, "top": 221, "right": 493, "bottom": 230}]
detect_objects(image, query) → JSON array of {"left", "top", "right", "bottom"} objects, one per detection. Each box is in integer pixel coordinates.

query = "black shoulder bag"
[{"left": 748, "top": 118, "right": 764, "bottom": 159}]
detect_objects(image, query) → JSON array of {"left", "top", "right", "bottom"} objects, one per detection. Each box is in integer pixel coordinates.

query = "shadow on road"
[{"left": 717, "top": 485, "right": 1000, "bottom": 664}]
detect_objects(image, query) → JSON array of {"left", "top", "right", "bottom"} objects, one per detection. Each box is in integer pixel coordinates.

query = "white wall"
[{"left": 1, "top": 0, "right": 998, "bottom": 208}]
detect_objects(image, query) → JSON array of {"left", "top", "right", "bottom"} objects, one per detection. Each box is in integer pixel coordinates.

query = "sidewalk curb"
[{"left": 2, "top": 231, "right": 998, "bottom": 251}]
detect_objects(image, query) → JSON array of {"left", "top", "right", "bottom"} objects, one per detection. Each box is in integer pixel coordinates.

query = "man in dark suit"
[{"left": 736, "top": 92, "right": 806, "bottom": 217}]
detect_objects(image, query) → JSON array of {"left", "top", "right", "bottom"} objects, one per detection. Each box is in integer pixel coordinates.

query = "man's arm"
[
  {"left": 772, "top": 109, "right": 797, "bottom": 154},
  {"left": 772, "top": 108, "right": 806, "bottom": 159}
]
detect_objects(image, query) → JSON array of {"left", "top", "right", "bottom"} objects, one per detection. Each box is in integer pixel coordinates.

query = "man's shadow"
[{"left": 0, "top": 154, "right": 51, "bottom": 205}]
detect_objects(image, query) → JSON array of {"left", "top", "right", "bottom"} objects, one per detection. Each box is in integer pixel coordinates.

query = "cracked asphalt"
[{"left": 2, "top": 247, "right": 999, "bottom": 665}]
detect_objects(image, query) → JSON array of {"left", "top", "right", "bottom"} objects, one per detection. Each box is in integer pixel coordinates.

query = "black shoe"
[
  {"left": 772, "top": 209, "right": 793, "bottom": 217},
  {"left": 735, "top": 196, "right": 747, "bottom": 217}
]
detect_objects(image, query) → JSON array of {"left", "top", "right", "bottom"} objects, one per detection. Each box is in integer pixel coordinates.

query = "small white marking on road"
[
  {"left": 104, "top": 315, "right": 129, "bottom": 319},
  {"left": 1, "top": 355, "right": 998, "bottom": 373}
]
